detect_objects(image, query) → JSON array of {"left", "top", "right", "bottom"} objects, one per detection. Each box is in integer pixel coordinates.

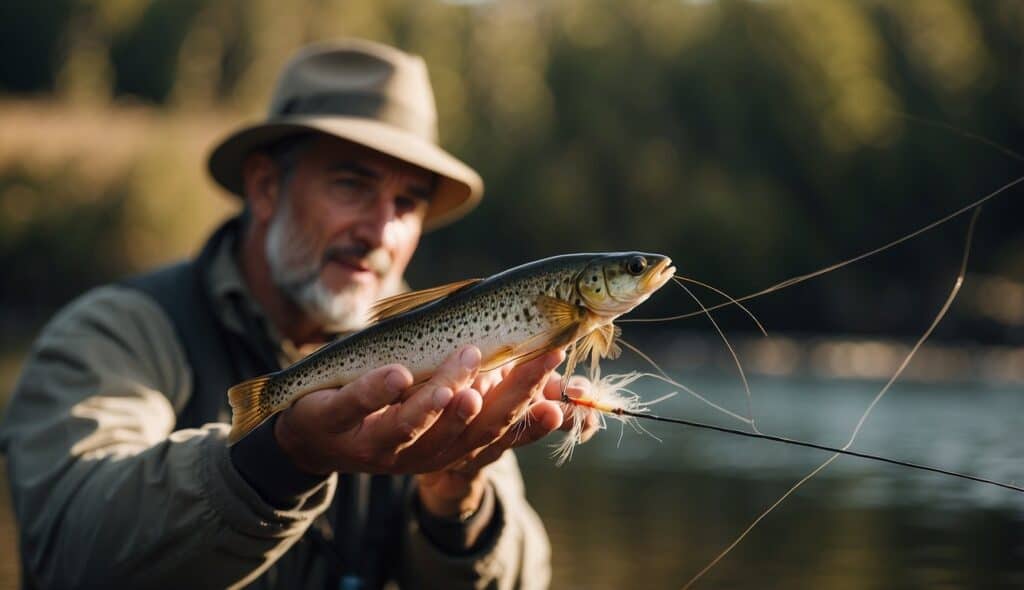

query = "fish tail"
[{"left": 227, "top": 375, "right": 274, "bottom": 445}]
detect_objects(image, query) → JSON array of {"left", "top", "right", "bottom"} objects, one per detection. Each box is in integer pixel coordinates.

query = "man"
[{"left": 0, "top": 39, "right": 595, "bottom": 589}]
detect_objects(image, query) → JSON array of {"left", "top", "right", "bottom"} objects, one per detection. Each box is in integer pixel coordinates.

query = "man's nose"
[{"left": 352, "top": 193, "right": 397, "bottom": 250}]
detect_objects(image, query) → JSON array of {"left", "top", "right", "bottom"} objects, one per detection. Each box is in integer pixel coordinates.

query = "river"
[
  {"left": 0, "top": 369, "right": 1019, "bottom": 588},
  {"left": 517, "top": 371, "right": 1024, "bottom": 589}
]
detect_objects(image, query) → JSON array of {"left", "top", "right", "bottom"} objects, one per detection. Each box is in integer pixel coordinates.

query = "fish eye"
[{"left": 626, "top": 255, "right": 647, "bottom": 276}]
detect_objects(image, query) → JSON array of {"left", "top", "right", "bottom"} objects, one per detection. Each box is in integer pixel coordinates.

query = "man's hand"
[
  {"left": 415, "top": 354, "right": 601, "bottom": 519},
  {"left": 274, "top": 345, "right": 485, "bottom": 475},
  {"left": 273, "top": 345, "right": 601, "bottom": 518}
]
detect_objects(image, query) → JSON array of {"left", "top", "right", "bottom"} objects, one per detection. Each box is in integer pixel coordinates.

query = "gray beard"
[{"left": 264, "top": 203, "right": 372, "bottom": 333}]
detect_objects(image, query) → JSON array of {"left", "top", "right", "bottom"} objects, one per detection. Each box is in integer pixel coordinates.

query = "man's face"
[{"left": 263, "top": 135, "right": 433, "bottom": 332}]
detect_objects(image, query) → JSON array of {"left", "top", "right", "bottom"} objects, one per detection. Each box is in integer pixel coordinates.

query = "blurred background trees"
[
  {"left": 3, "top": 5, "right": 1023, "bottom": 586},
  {"left": 2, "top": 0, "right": 1023, "bottom": 346}
]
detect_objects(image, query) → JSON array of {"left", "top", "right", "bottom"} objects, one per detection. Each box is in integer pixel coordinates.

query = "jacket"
[{"left": 0, "top": 218, "right": 551, "bottom": 589}]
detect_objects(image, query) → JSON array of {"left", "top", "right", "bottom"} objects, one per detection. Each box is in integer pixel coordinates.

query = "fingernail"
[
  {"left": 457, "top": 395, "right": 476, "bottom": 420},
  {"left": 461, "top": 346, "right": 481, "bottom": 369},
  {"left": 385, "top": 370, "right": 407, "bottom": 393},
  {"left": 433, "top": 387, "right": 454, "bottom": 410},
  {"left": 566, "top": 385, "right": 585, "bottom": 399}
]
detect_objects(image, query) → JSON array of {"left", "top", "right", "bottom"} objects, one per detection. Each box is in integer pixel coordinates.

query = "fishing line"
[
  {"left": 606, "top": 115, "right": 1020, "bottom": 587},
  {"left": 602, "top": 406, "right": 1022, "bottom": 493},
  {"left": 616, "top": 338, "right": 753, "bottom": 426},
  {"left": 680, "top": 206, "right": 986, "bottom": 589},
  {"left": 890, "top": 111, "right": 1024, "bottom": 164},
  {"left": 622, "top": 174, "right": 1024, "bottom": 323},
  {"left": 671, "top": 275, "right": 768, "bottom": 336},
  {"left": 671, "top": 277, "right": 760, "bottom": 432}
]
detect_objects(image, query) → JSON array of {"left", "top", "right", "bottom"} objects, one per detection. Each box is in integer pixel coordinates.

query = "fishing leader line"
[{"left": 601, "top": 406, "right": 1024, "bottom": 494}]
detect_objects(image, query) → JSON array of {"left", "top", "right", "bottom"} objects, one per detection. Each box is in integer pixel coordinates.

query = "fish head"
[{"left": 577, "top": 252, "right": 675, "bottom": 318}]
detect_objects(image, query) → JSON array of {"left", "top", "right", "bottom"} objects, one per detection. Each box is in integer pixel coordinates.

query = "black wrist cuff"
[{"left": 229, "top": 414, "right": 328, "bottom": 508}]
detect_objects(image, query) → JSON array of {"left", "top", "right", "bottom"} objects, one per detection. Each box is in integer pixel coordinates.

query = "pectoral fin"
[
  {"left": 479, "top": 294, "right": 586, "bottom": 371},
  {"left": 482, "top": 322, "right": 581, "bottom": 372},
  {"left": 560, "top": 323, "right": 622, "bottom": 399},
  {"left": 535, "top": 295, "right": 583, "bottom": 328},
  {"left": 579, "top": 322, "right": 622, "bottom": 364}
]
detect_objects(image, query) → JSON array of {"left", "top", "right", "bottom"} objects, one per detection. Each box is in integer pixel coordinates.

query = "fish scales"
[
  {"left": 227, "top": 253, "right": 675, "bottom": 444},
  {"left": 268, "top": 268, "right": 571, "bottom": 398}
]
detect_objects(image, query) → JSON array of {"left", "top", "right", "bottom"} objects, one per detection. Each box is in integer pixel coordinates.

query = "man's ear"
[{"left": 241, "top": 153, "right": 280, "bottom": 226}]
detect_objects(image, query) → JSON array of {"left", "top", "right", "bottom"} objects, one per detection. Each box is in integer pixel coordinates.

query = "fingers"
[
  {"left": 515, "top": 400, "right": 565, "bottom": 446},
  {"left": 377, "top": 346, "right": 482, "bottom": 452},
  {"left": 470, "top": 360, "right": 516, "bottom": 397},
  {"left": 471, "top": 368, "right": 504, "bottom": 396},
  {"left": 570, "top": 404, "right": 602, "bottom": 443},
  {"left": 458, "top": 349, "right": 564, "bottom": 450},
  {"left": 273, "top": 365, "right": 411, "bottom": 474},
  {"left": 303, "top": 364, "right": 412, "bottom": 433},
  {"left": 541, "top": 373, "right": 589, "bottom": 402},
  {"left": 461, "top": 400, "right": 565, "bottom": 472},
  {"left": 395, "top": 386, "right": 483, "bottom": 469},
  {"left": 538, "top": 373, "right": 599, "bottom": 437}
]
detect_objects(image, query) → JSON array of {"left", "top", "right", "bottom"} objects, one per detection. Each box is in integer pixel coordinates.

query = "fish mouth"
[{"left": 642, "top": 257, "right": 676, "bottom": 293}]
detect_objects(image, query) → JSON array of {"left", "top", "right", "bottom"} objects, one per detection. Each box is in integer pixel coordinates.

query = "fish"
[{"left": 227, "top": 252, "right": 676, "bottom": 444}]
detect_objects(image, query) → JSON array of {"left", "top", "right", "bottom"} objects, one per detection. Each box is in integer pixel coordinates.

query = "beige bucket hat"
[{"left": 208, "top": 39, "right": 483, "bottom": 231}]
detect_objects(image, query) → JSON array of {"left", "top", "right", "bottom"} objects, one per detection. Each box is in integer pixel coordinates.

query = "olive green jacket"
[{"left": 0, "top": 229, "right": 551, "bottom": 589}]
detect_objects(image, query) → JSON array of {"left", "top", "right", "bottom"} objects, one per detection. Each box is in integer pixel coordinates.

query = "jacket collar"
[{"left": 204, "top": 218, "right": 315, "bottom": 366}]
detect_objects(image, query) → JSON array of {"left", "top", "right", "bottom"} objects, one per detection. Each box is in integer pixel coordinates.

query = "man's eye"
[
  {"left": 395, "top": 195, "right": 425, "bottom": 215},
  {"left": 333, "top": 176, "right": 366, "bottom": 189}
]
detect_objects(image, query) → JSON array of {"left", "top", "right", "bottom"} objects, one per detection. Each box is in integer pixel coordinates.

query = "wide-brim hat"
[{"left": 208, "top": 39, "right": 483, "bottom": 231}]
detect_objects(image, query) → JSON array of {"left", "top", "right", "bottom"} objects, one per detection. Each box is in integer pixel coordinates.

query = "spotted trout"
[{"left": 228, "top": 252, "right": 675, "bottom": 443}]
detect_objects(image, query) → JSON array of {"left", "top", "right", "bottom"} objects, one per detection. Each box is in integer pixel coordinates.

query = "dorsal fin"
[{"left": 368, "top": 278, "right": 482, "bottom": 323}]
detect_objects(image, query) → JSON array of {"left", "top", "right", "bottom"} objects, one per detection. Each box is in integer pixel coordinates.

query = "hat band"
[{"left": 276, "top": 91, "right": 436, "bottom": 142}]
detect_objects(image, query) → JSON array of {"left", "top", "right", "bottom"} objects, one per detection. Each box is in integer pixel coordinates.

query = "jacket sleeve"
[
  {"left": 0, "top": 286, "right": 335, "bottom": 589},
  {"left": 400, "top": 451, "right": 552, "bottom": 590}
]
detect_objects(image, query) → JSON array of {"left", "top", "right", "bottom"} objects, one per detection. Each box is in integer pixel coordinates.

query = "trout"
[{"left": 228, "top": 252, "right": 675, "bottom": 444}]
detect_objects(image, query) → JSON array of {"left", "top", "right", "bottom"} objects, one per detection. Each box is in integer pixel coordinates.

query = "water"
[
  {"left": 516, "top": 373, "right": 1024, "bottom": 589},
  {"left": 0, "top": 374, "right": 1020, "bottom": 588}
]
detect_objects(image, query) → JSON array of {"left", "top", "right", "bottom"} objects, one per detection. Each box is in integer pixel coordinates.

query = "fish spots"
[{"left": 258, "top": 261, "right": 600, "bottom": 398}]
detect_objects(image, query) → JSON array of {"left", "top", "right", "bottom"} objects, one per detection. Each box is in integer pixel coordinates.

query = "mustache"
[{"left": 322, "top": 243, "right": 393, "bottom": 277}]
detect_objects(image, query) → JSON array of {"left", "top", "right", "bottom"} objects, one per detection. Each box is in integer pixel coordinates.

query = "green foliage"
[
  {"left": 0, "top": 0, "right": 74, "bottom": 92},
  {"left": 1, "top": 0, "right": 1022, "bottom": 340},
  {"left": 0, "top": 169, "right": 130, "bottom": 334},
  {"left": 110, "top": 0, "right": 206, "bottom": 101}
]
